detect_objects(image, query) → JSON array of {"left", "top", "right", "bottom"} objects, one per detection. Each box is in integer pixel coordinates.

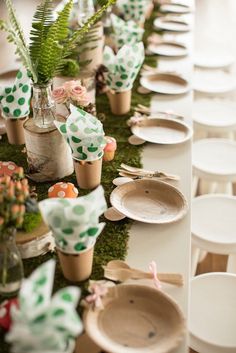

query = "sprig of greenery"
[
  {"left": 32, "top": 0, "right": 73, "bottom": 83},
  {"left": 29, "top": 0, "right": 54, "bottom": 67},
  {"left": 0, "top": 20, "right": 38, "bottom": 82},
  {"left": 5, "top": 0, "right": 27, "bottom": 47},
  {"left": 1, "top": 0, "right": 116, "bottom": 84}
]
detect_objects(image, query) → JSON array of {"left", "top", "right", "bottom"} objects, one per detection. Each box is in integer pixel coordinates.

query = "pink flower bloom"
[
  {"left": 64, "top": 80, "right": 90, "bottom": 107},
  {"left": 52, "top": 87, "right": 67, "bottom": 104}
]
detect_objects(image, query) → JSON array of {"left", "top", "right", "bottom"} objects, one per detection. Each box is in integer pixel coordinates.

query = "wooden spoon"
[{"left": 103, "top": 260, "right": 184, "bottom": 286}]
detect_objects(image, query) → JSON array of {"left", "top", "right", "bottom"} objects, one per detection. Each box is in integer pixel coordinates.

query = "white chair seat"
[
  {"left": 190, "top": 273, "right": 236, "bottom": 353},
  {"left": 193, "top": 139, "right": 236, "bottom": 183},
  {"left": 192, "top": 194, "right": 236, "bottom": 254},
  {"left": 193, "top": 98, "right": 236, "bottom": 133}
]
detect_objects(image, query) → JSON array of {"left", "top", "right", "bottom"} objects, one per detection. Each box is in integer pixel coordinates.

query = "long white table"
[{"left": 126, "top": 4, "right": 194, "bottom": 353}]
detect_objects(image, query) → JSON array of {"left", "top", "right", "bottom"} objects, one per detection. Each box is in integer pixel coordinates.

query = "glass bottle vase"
[
  {"left": 78, "top": 0, "right": 95, "bottom": 26},
  {"left": 32, "top": 82, "right": 56, "bottom": 129},
  {"left": 0, "top": 228, "right": 24, "bottom": 297}
]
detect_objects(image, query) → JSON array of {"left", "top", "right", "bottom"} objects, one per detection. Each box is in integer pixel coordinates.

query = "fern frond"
[
  {"left": 5, "top": 0, "right": 27, "bottom": 47},
  {"left": 0, "top": 20, "right": 37, "bottom": 82},
  {"left": 96, "top": 0, "right": 112, "bottom": 7},
  {"left": 36, "top": 0, "right": 73, "bottom": 83},
  {"left": 29, "top": 0, "right": 54, "bottom": 65}
]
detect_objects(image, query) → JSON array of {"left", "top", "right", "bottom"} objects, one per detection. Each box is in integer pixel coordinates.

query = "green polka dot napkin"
[
  {"left": 111, "top": 14, "right": 144, "bottom": 49},
  {"left": 0, "top": 68, "right": 31, "bottom": 119},
  {"left": 6, "top": 260, "right": 83, "bottom": 353},
  {"left": 103, "top": 42, "right": 144, "bottom": 92},
  {"left": 55, "top": 104, "right": 106, "bottom": 161},
  {"left": 116, "top": 0, "right": 152, "bottom": 23},
  {"left": 39, "top": 186, "right": 107, "bottom": 254}
]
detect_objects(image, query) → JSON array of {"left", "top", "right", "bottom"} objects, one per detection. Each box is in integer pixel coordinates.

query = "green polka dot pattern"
[
  {"left": 116, "top": 0, "right": 149, "bottom": 22},
  {"left": 103, "top": 42, "right": 145, "bottom": 92},
  {"left": 54, "top": 104, "right": 106, "bottom": 161},
  {"left": 11, "top": 260, "right": 83, "bottom": 353},
  {"left": 0, "top": 68, "right": 31, "bottom": 119},
  {"left": 38, "top": 186, "right": 107, "bottom": 254}
]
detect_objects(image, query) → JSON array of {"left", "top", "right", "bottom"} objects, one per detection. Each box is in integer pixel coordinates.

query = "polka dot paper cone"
[
  {"left": 116, "top": 0, "right": 152, "bottom": 23},
  {"left": 6, "top": 260, "right": 83, "bottom": 353},
  {"left": 54, "top": 104, "right": 106, "bottom": 161},
  {"left": 103, "top": 42, "right": 145, "bottom": 92},
  {"left": 39, "top": 186, "right": 107, "bottom": 254},
  {"left": 111, "top": 14, "right": 144, "bottom": 49},
  {"left": 0, "top": 68, "right": 31, "bottom": 119}
]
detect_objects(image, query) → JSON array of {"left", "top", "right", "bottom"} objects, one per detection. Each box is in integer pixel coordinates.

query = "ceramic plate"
[
  {"left": 85, "top": 284, "right": 185, "bottom": 353},
  {"left": 193, "top": 98, "right": 236, "bottom": 128},
  {"left": 131, "top": 117, "right": 192, "bottom": 144},
  {"left": 148, "top": 41, "right": 188, "bottom": 57},
  {"left": 110, "top": 179, "right": 188, "bottom": 224},
  {"left": 160, "top": 3, "right": 191, "bottom": 14},
  {"left": 194, "top": 52, "right": 235, "bottom": 69},
  {"left": 154, "top": 17, "right": 190, "bottom": 32},
  {"left": 193, "top": 69, "right": 236, "bottom": 94},
  {"left": 140, "top": 73, "right": 190, "bottom": 95}
]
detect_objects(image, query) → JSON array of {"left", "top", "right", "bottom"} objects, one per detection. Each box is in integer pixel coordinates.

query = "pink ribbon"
[
  {"left": 85, "top": 283, "right": 108, "bottom": 309},
  {"left": 149, "top": 261, "right": 162, "bottom": 290}
]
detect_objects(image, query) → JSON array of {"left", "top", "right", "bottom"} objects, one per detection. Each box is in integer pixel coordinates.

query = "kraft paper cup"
[
  {"left": 107, "top": 89, "right": 131, "bottom": 115},
  {"left": 73, "top": 157, "right": 102, "bottom": 190},
  {"left": 5, "top": 117, "right": 26, "bottom": 145},
  {"left": 57, "top": 243, "right": 95, "bottom": 282}
]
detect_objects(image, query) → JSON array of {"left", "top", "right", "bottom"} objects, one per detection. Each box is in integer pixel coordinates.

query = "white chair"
[
  {"left": 191, "top": 194, "right": 236, "bottom": 276},
  {"left": 193, "top": 98, "right": 236, "bottom": 140},
  {"left": 190, "top": 272, "right": 236, "bottom": 353},
  {"left": 192, "top": 138, "right": 236, "bottom": 196}
]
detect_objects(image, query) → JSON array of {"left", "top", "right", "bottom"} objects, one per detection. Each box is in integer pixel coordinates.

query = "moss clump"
[{"left": 21, "top": 212, "right": 42, "bottom": 233}]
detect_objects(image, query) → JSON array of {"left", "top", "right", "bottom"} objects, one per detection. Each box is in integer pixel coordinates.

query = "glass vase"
[
  {"left": 78, "top": 0, "right": 95, "bottom": 26},
  {"left": 32, "top": 82, "right": 56, "bottom": 129},
  {"left": 0, "top": 228, "right": 24, "bottom": 297}
]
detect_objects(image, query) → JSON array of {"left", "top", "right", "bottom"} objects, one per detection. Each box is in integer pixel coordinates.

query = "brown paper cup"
[
  {"left": 57, "top": 244, "right": 94, "bottom": 282},
  {"left": 5, "top": 117, "right": 26, "bottom": 145},
  {"left": 107, "top": 90, "right": 131, "bottom": 115},
  {"left": 73, "top": 157, "right": 102, "bottom": 190}
]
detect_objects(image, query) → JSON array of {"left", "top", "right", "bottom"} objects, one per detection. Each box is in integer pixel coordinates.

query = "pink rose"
[
  {"left": 52, "top": 87, "right": 67, "bottom": 104},
  {"left": 64, "top": 80, "right": 90, "bottom": 107}
]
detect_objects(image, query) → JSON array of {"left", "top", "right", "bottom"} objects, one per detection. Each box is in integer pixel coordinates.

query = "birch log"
[{"left": 23, "top": 118, "right": 74, "bottom": 182}]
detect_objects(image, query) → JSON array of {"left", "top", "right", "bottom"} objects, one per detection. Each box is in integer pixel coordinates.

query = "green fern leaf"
[
  {"left": 36, "top": 0, "right": 73, "bottom": 83},
  {"left": 29, "top": 0, "right": 54, "bottom": 65},
  {"left": 0, "top": 20, "right": 37, "bottom": 82},
  {"left": 4, "top": 0, "right": 27, "bottom": 47}
]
